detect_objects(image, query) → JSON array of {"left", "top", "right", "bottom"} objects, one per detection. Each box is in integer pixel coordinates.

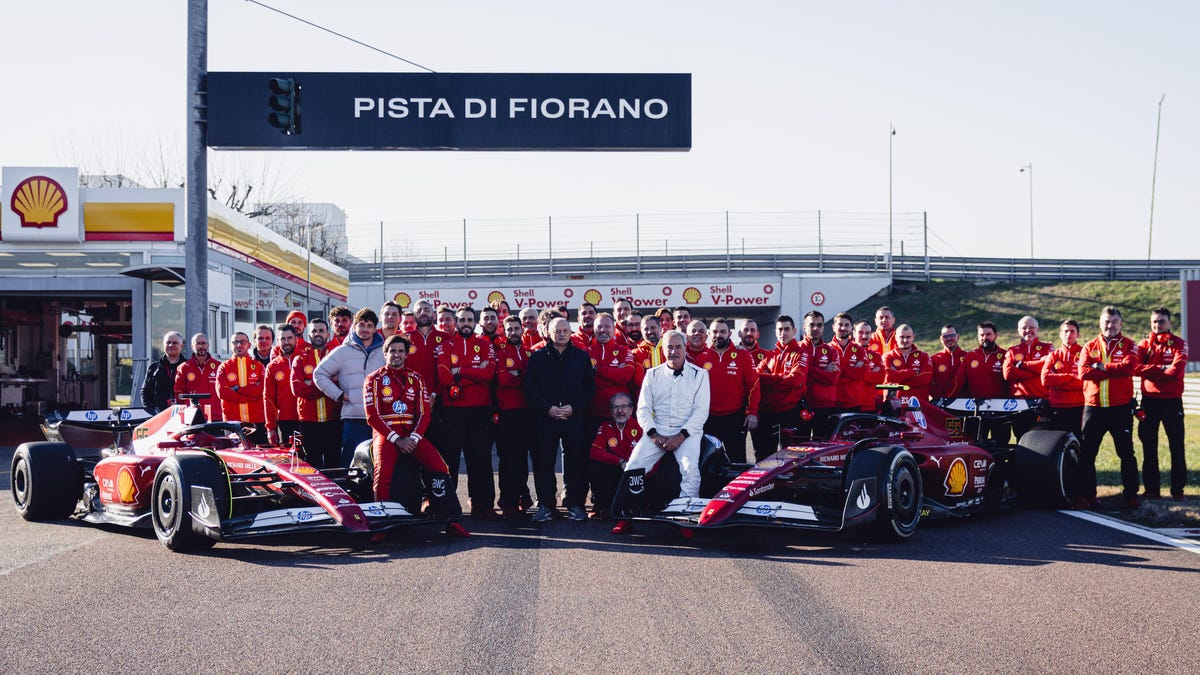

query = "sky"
[{"left": 1, "top": 1, "right": 1196, "bottom": 262}]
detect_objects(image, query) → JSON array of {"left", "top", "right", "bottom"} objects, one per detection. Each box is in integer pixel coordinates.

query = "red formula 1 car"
[
  {"left": 11, "top": 397, "right": 439, "bottom": 551},
  {"left": 616, "top": 386, "right": 1077, "bottom": 539}
]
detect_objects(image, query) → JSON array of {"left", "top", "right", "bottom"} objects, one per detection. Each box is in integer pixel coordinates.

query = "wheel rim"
[
  {"left": 12, "top": 458, "right": 29, "bottom": 509},
  {"left": 893, "top": 464, "right": 919, "bottom": 528},
  {"left": 155, "top": 474, "right": 179, "bottom": 534}
]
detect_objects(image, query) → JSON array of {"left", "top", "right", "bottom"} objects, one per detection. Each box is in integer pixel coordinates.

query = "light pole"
[
  {"left": 1148, "top": 94, "right": 1165, "bottom": 259},
  {"left": 1020, "top": 164, "right": 1033, "bottom": 258},
  {"left": 888, "top": 124, "right": 895, "bottom": 279}
]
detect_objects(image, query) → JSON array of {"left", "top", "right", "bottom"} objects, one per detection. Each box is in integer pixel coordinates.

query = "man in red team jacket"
[
  {"left": 363, "top": 334, "right": 468, "bottom": 540},
  {"left": 752, "top": 315, "right": 809, "bottom": 461},
  {"left": 589, "top": 391, "right": 642, "bottom": 520},
  {"left": 175, "top": 332, "right": 222, "bottom": 422},
  {"left": 962, "top": 321, "right": 1011, "bottom": 443},
  {"left": 587, "top": 314, "right": 635, "bottom": 443},
  {"left": 1002, "top": 316, "right": 1054, "bottom": 439},
  {"left": 1040, "top": 319, "right": 1084, "bottom": 437},
  {"left": 703, "top": 318, "right": 760, "bottom": 463},
  {"left": 264, "top": 324, "right": 300, "bottom": 446},
  {"left": 930, "top": 324, "right": 967, "bottom": 400},
  {"left": 1077, "top": 306, "right": 1141, "bottom": 509},
  {"left": 291, "top": 318, "right": 342, "bottom": 470},
  {"left": 882, "top": 325, "right": 932, "bottom": 403},
  {"left": 435, "top": 306, "right": 499, "bottom": 519},
  {"left": 494, "top": 315, "right": 535, "bottom": 518},
  {"left": 799, "top": 311, "right": 840, "bottom": 436},
  {"left": 216, "top": 332, "right": 267, "bottom": 444},
  {"left": 1134, "top": 308, "right": 1189, "bottom": 500}
]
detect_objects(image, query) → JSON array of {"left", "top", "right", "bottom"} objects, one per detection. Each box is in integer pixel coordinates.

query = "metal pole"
[
  {"left": 463, "top": 218, "right": 468, "bottom": 277},
  {"left": 636, "top": 213, "right": 641, "bottom": 274},
  {"left": 725, "top": 210, "right": 731, "bottom": 272},
  {"left": 1148, "top": 94, "right": 1165, "bottom": 259},
  {"left": 548, "top": 216, "right": 553, "bottom": 275},
  {"left": 923, "top": 211, "right": 930, "bottom": 281},
  {"left": 305, "top": 212, "right": 312, "bottom": 314},
  {"left": 888, "top": 124, "right": 895, "bottom": 281},
  {"left": 817, "top": 209, "right": 823, "bottom": 273},
  {"left": 185, "top": 0, "right": 208, "bottom": 341},
  {"left": 1020, "top": 164, "right": 1033, "bottom": 258}
]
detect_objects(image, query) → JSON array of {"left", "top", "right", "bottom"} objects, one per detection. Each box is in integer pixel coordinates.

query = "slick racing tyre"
[
  {"left": 151, "top": 454, "right": 227, "bottom": 552},
  {"left": 349, "top": 439, "right": 375, "bottom": 504},
  {"left": 1013, "top": 430, "right": 1078, "bottom": 509},
  {"left": 10, "top": 442, "right": 83, "bottom": 521},
  {"left": 864, "top": 448, "right": 923, "bottom": 541}
]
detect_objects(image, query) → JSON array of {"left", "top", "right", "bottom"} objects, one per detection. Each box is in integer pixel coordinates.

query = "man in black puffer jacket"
[{"left": 140, "top": 331, "right": 185, "bottom": 413}]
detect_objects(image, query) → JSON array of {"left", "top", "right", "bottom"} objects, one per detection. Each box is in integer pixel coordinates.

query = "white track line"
[{"left": 1060, "top": 509, "right": 1200, "bottom": 555}]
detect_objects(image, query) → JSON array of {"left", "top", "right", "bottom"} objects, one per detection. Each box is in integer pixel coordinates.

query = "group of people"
[{"left": 139, "top": 297, "right": 1188, "bottom": 539}]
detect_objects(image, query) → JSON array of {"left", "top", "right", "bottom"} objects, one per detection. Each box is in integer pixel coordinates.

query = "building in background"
[{"left": 0, "top": 166, "right": 347, "bottom": 414}]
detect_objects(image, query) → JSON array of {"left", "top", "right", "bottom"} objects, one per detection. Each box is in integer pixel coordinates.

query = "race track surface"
[{"left": 1, "top": 446, "right": 1196, "bottom": 673}]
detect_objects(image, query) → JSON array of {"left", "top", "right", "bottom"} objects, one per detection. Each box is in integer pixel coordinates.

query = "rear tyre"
[
  {"left": 10, "top": 442, "right": 82, "bottom": 520},
  {"left": 864, "top": 449, "right": 923, "bottom": 541},
  {"left": 349, "top": 440, "right": 375, "bottom": 503},
  {"left": 151, "top": 454, "right": 226, "bottom": 552},
  {"left": 1013, "top": 430, "right": 1078, "bottom": 509}
]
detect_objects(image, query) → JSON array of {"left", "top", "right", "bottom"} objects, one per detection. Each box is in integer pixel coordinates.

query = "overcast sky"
[{"left": 1, "top": 1, "right": 1196, "bottom": 261}]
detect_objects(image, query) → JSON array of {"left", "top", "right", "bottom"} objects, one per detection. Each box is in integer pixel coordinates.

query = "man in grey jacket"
[{"left": 314, "top": 308, "right": 385, "bottom": 467}]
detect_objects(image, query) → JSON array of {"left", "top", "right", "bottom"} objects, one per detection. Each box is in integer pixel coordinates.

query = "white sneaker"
[{"left": 531, "top": 506, "right": 555, "bottom": 523}]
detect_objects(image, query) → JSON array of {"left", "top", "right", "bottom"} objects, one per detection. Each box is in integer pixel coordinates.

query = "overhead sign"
[
  {"left": 390, "top": 281, "right": 779, "bottom": 312},
  {"left": 1, "top": 167, "right": 81, "bottom": 242},
  {"left": 207, "top": 72, "right": 692, "bottom": 151}
]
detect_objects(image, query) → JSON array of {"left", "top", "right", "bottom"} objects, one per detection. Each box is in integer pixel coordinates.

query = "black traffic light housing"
[{"left": 267, "top": 77, "right": 301, "bottom": 135}]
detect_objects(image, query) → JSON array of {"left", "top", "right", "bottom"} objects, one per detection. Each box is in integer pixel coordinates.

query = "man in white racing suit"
[{"left": 611, "top": 330, "right": 709, "bottom": 528}]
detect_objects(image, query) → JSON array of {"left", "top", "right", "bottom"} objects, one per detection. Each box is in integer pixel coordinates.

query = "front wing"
[
  {"left": 640, "top": 477, "right": 883, "bottom": 531},
  {"left": 189, "top": 489, "right": 444, "bottom": 540}
]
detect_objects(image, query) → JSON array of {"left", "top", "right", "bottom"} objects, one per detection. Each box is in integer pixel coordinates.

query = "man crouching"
[
  {"left": 611, "top": 330, "right": 709, "bottom": 535},
  {"left": 364, "top": 334, "right": 469, "bottom": 541}
]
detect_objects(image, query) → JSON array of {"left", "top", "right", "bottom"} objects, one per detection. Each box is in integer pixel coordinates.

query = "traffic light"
[{"left": 267, "top": 77, "right": 300, "bottom": 134}]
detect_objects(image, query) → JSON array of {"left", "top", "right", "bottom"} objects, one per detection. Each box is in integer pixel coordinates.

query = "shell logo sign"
[
  {"left": 393, "top": 292, "right": 412, "bottom": 308},
  {"left": 2, "top": 167, "right": 82, "bottom": 242},
  {"left": 583, "top": 289, "right": 603, "bottom": 305},
  {"left": 487, "top": 290, "right": 505, "bottom": 305},
  {"left": 10, "top": 176, "right": 67, "bottom": 228},
  {"left": 682, "top": 287, "right": 702, "bottom": 304}
]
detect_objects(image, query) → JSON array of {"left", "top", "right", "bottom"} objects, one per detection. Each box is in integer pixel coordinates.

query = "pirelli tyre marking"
[{"left": 737, "top": 500, "right": 818, "bottom": 522}]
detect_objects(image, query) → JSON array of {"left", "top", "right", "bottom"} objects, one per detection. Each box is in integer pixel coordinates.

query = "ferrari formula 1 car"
[
  {"left": 10, "top": 396, "right": 442, "bottom": 551},
  {"left": 615, "top": 386, "right": 1078, "bottom": 539}
]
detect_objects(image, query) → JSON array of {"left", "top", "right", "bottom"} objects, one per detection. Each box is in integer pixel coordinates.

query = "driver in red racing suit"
[{"left": 363, "top": 334, "right": 468, "bottom": 539}]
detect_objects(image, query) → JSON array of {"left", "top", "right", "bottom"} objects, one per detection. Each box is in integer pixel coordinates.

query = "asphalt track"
[{"left": 1, "top": 446, "right": 1197, "bottom": 674}]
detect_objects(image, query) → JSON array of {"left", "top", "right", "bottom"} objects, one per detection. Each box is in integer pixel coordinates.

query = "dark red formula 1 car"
[
  {"left": 11, "top": 397, "right": 441, "bottom": 551},
  {"left": 616, "top": 386, "right": 1077, "bottom": 539}
]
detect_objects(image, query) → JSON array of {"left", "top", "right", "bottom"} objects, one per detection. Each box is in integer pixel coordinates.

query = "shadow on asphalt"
[{"left": 4, "top": 445, "right": 1196, "bottom": 573}]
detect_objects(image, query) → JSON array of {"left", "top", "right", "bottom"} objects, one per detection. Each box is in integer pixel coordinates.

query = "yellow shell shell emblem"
[
  {"left": 117, "top": 466, "right": 140, "bottom": 504},
  {"left": 393, "top": 292, "right": 412, "bottom": 308},
  {"left": 10, "top": 175, "right": 68, "bottom": 228},
  {"left": 944, "top": 457, "right": 968, "bottom": 497},
  {"left": 682, "top": 287, "right": 702, "bottom": 304},
  {"left": 583, "top": 289, "right": 603, "bottom": 305},
  {"left": 487, "top": 290, "right": 505, "bottom": 304}
]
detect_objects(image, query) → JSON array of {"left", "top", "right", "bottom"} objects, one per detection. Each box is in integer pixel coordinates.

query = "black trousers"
[
  {"left": 276, "top": 420, "right": 300, "bottom": 447},
  {"left": 589, "top": 460, "right": 622, "bottom": 513},
  {"left": 534, "top": 416, "right": 588, "bottom": 508},
  {"left": 298, "top": 420, "right": 342, "bottom": 470},
  {"left": 1138, "top": 396, "right": 1187, "bottom": 496},
  {"left": 440, "top": 406, "right": 496, "bottom": 511},
  {"left": 705, "top": 412, "right": 747, "bottom": 463},
  {"left": 1045, "top": 406, "right": 1083, "bottom": 438},
  {"left": 496, "top": 408, "right": 535, "bottom": 509},
  {"left": 1079, "top": 404, "right": 1139, "bottom": 499},
  {"left": 750, "top": 408, "right": 798, "bottom": 462}
]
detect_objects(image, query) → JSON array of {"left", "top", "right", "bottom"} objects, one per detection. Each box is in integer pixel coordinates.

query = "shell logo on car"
[
  {"left": 944, "top": 457, "right": 968, "bottom": 497},
  {"left": 117, "top": 466, "right": 140, "bottom": 504},
  {"left": 10, "top": 175, "right": 67, "bottom": 228}
]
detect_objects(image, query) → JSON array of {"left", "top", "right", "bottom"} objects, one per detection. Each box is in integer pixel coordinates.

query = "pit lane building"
[{"left": 0, "top": 166, "right": 348, "bottom": 414}]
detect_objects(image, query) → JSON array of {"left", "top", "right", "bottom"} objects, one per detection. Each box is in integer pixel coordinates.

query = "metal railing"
[{"left": 348, "top": 253, "right": 1198, "bottom": 283}]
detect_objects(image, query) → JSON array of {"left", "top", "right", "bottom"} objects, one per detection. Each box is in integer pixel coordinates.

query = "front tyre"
[
  {"left": 865, "top": 450, "right": 923, "bottom": 541},
  {"left": 151, "top": 455, "right": 225, "bottom": 552}
]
